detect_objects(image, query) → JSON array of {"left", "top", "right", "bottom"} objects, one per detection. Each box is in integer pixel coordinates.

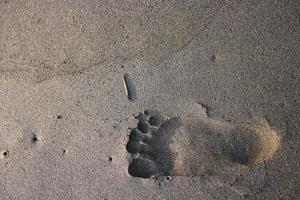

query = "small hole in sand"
[
  {"left": 2, "top": 150, "right": 9, "bottom": 158},
  {"left": 108, "top": 156, "right": 113, "bottom": 162},
  {"left": 211, "top": 55, "right": 216, "bottom": 61},
  {"left": 57, "top": 115, "right": 63, "bottom": 119},
  {"left": 166, "top": 176, "right": 172, "bottom": 181},
  {"left": 32, "top": 135, "right": 38, "bottom": 143}
]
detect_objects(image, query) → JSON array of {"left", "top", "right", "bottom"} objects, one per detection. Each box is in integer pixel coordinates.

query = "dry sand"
[{"left": 0, "top": 0, "right": 299, "bottom": 199}]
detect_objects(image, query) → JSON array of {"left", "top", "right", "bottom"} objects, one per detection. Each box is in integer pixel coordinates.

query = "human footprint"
[{"left": 126, "top": 110, "right": 280, "bottom": 178}]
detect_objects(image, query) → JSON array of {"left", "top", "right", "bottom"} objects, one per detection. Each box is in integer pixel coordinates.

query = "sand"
[{"left": 0, "top": 0, "right": 299, "bottom": 199}]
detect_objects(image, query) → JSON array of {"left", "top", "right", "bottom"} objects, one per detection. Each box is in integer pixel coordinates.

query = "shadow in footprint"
[
  {"left": 127, "top": 111, "right": 181, "bottom": 178},
  {"left": 126, "top": 110, "right": 280, "bottom": 178}
]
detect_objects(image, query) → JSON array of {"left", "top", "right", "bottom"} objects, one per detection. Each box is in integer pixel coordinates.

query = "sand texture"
[{"left": 0, "top": 0, "right": 299, "bottom": 200}]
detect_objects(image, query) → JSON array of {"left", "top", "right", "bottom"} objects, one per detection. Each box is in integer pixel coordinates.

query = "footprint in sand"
[{"left": 126, "top": 110, "right": 280, "bottom": 178}]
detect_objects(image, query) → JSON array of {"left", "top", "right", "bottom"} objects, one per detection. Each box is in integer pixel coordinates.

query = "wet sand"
[{"left": 0, "top": 1, "right": 299, "bottom": 199}]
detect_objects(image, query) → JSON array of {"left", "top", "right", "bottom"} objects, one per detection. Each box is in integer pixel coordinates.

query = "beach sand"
[{"left": 0, "top": 1, "right": 299, "bottom": 199}]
